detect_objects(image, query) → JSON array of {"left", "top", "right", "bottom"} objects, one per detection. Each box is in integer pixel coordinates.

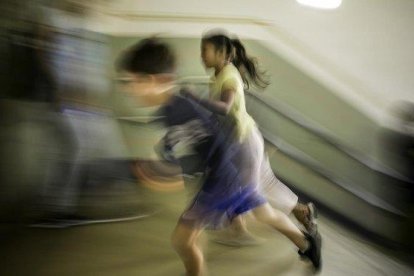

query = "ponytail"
[
  {"left": 230, "top": 39, "right": 269, "bottom": 89},
  {"left": 202, "top": 30, "right": 269, "bottom": 90}
]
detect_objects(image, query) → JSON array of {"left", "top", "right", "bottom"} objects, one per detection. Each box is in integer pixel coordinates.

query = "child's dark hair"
[
  {"left": 117, "top": 38, "right": 176, "bottom": 74},
  {"left": 202, "top": 30, "right": 269, "bottom": 89}
]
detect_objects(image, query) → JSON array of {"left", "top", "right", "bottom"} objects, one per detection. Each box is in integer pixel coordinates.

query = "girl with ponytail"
[
  {"left": 184, "top": 30, "right": 269, "bottom": 140},
  {"left": 182, "top": 29, "right": 321, "bottom": 266}
]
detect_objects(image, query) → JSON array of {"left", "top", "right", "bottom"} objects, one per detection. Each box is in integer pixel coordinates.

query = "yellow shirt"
[{"left": 209, "top": 63, "right": 255, "bottom": 141}]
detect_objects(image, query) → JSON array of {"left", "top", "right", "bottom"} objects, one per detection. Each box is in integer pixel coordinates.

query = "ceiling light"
[{"left": 296, "top": 0, "right": 342, "bottom": 10}]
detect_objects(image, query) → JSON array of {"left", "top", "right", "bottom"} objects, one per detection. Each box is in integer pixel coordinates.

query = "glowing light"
[{"left": 296, "top": 0, "right": 342, "bottom": 9}]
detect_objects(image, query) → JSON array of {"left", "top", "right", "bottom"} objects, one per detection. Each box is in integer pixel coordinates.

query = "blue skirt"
[
  {"left": 180, "top": 184, "right": 266, "bottom": 229},
  {"left": 179, "top": 120, "right": 268, "bottom": 229}
]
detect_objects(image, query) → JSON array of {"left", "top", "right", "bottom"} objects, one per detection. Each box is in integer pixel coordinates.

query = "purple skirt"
[{"left": 180, "top": 184, "right": 266, "bottom": 229}]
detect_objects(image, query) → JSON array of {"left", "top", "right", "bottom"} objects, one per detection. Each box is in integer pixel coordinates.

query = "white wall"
[{"left": 85, "top": 0, "right": 414, "bottom": 128}]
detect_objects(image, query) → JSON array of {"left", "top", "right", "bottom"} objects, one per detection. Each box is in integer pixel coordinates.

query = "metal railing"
[{"left": 245, "top": 91, "right": 412, "bottom": 184}]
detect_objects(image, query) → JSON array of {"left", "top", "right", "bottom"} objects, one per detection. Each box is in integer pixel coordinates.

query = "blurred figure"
[
  {"left": 382, "top": 101, "right": 414, "bottom": 250},
  {"left": 117, "top": 37, "right": 321, "bottom": 276},
  {"left": 181, "top": 30, "right": 318, "bottom": 246},
  {"left": 29, "top": 1, "right": 97, "bottom": 226},
  {"left": 0, "top": 0, "right": 63, "bottom": 225},
  {"left": 7, "top": 1, "right": 128, "bottom": 227},
  {"left": 388, "top": 102, "right": 414, "bottom": 184}
]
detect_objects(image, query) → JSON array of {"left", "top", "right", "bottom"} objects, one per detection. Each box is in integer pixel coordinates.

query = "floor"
[{"left": 1, "top": 188, "right": 413, "bottom": 276}]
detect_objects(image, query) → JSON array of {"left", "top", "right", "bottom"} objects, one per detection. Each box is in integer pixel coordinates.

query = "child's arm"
[
  {"left": 154, "top": 137, "right": 178, "bottom": 163},
  {"left": 155, "top": 119, "right": 212, "bottom": 162},
  {"left": 181, "top": 81, "right": 236, "bottom": 115}
]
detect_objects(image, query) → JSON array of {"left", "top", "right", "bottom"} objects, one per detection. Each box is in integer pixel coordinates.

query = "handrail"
[
  {"left": 101, "top": 11, "right": 267, "bottom": 26},
  {"left": 260, "top": 128, "right": 406, "bottom": 216},
  {"left": 245, "top": 90, "right": 413, "bottom": 184}
]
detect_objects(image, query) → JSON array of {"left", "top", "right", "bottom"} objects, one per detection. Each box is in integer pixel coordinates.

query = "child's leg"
[
  {"left": 171, "top": 221, "right": 205, "bottom": 276},
  {"left": 251, "top": 203, "right": 308, "bottom": 251},
  {"left": 211, "top": 214, "right": 261, "bottom": 247}
]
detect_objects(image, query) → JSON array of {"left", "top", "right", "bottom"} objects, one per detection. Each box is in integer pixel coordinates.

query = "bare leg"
[
  {"left": 171, "top": 221, "right": 206, "bottom": 276},
  {"left": 210, "top": 214, "right": 262, "bottom": 246},
  {"left": 252, "top": 203, "right": 308, "bottom": 251}
]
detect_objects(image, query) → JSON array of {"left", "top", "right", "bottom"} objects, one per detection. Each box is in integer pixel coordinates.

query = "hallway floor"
[{"left": 1, "top": 190, "right": 413, "bottom": 276}]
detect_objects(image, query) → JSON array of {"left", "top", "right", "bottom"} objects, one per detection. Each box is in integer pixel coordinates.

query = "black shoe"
[{"left": 299, "top": 230, "right": 322, "bottom": 272}]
